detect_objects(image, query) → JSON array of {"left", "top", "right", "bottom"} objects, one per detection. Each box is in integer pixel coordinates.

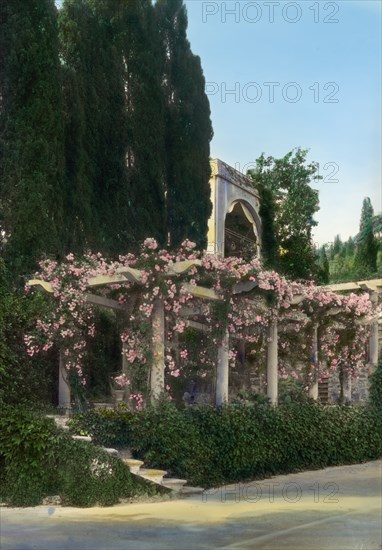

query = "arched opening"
[{"left": 224, "top": 201, "right": 259, "bottom": 260}]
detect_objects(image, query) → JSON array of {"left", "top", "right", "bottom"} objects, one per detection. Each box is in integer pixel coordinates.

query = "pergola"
[{"left": 28, "top": 268, "right": 381, "bottom": 411}]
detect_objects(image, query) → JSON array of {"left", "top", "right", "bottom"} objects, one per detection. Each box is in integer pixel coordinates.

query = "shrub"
[
  {"left": 69, "top": 401, "right": 382, "bottom": 489},
  {"left": 369, "top": 359, "right": 382, "bottom": 415},
  {"left": 0, "top": 260, "right": 57, "bottom": 408},
  {"left": 0, "top": 406, "right": 157, "bottom": 506},
  {"left": 68, "top": 406, "right": 135, "bottom": 448}
]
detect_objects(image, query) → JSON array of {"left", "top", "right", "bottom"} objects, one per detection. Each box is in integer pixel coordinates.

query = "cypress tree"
[
  {"left": 155, "top": 0, "right": 213, "bottom": 249},
  {"left": 119, "top": 0, "right": 167, "bottom": 246},
  {"left": 0, "top": 0, "right": 64, "bottom": 274},
  {"left": 317, "top": 245, "right": 329, "bottom": 284},
  {"left": 59, "top": 0, "right": 134, "bottom": 255},
  {"left": 355, "top": 197, "right": 377, "bottom": 276},
  {"left": 61, "top": 65, "right": 91, "bottom": 254}
]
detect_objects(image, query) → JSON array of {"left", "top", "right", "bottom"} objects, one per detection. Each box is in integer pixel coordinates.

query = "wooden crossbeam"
[
  {"left": 27, "top": 279, "right": 53, "bottom": 293},
  {"left": 87, "top": 273, "right": 131, "bottom": 287},
  {"left": 85, "top": 294, "right": 127, "bottom": 312},
  {"left": 232, "top": 280, "right": 258, "bottom": 294},
  {"left": 323, "top": 278, "right": 382, "bottom": 293},
  {"left": 182, "top": 283, "right": 220, "bottom": 301},
  {"left": 167, "top": 260, "right": 202, "bottom": 275}
]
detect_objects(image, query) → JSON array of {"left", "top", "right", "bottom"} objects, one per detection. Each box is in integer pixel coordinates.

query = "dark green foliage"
[
  {"left": 278, "top": 378, "right": 315, "bottom": 404},
  {"left": 326, "top": 198, "right": 381, "bottom": 282},
  {"left": 369, "top": 359, "right": 382, "bottom": 415},
  {"left": 69, "top": 402, "right": 382, "bottom": 489},
  {"left": 59, "top": 0, "right": 135, "bottom": 255},
  {"left": 0, "top": 406, "right": 156, "bottom": 507},
  {"left": 316, "top": 245, "right": 330, "bottom": 284},
  {"left": 0, "top": 260, "right": 57, "bottom": 406},
  {"left": 119, "top": 0, "right": 167, "bottom": 246},
  {"left": 354, "top": 198, "right": 378, "bottom": 276},
  {"left": 156, "top": 0, "right": 213, "bottom": 249},
  {"left": 256, "top": 182, "right": 279, "bottom": 269},
  {"left": 0, "top": 408, "right": 60, "bottom": 505},
  {"left": 61, "top": 65, "right": 93, "bottom": 254},
  {"left": 82, "top": 309, "right": 122, "bottom": 400},
  {"left": 0, "top": 0, "right": 65, "bottom": 274},
  {"left": 58, "top": 0, "right": 212, "bottom": 253},
  {"left": 1, "top": 0, "right": 213, "bottom": 269},
  {"left": 68, "top": 407, "right": 135, "bottom": 448},
  {"left": 248, "top": 149, "right": 320, "bottom": 280}
]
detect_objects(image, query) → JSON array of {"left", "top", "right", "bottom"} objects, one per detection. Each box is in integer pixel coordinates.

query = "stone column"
[
  {"left": 216, "top": 329, "right": 229, "bottom": 406},
  {"left": 309, "top": 323, "right": 319, "bottom": 400},
  {"left": 58, "top": 350, "right": 71, "bottom": 413},
  {"left": 267, "top": 320, "right": 278, "bottom": 405},
  {"left": 368, "top": 292, "right": 379, "bottom": 379},
  {"left": 121, "top": 342, "right": 129, "bottom": 403},
  {"left": 151, "top": 298, "right": 165, "bottom": 403},
  {"left": 369, "top": 321, "right": 379, "bottom": 368},
  {"left": 343, "top": 369, "right": 352, "bottom": 404}
]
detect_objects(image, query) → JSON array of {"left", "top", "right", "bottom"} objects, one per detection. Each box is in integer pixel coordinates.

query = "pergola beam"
[
  {"left": 85, "top": 294, "right": 127, "bottom": 312},
  {"left": 323, "top": 278, "right": 382, "bottom": 293}
]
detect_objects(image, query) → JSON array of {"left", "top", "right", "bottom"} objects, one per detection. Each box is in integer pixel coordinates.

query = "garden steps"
[
  {"left": 161, "top": 478, "right": 188, "bottom": 492},
  {"left": 47, "top": 415, "right": 70, "bottom": 431},
  {"left": 102, "top": 447, "right": 119, "bottom": 456},
  {"left": 72, "top": 435, "right": 92, "bottom": 442},
  {"left": 139, "top": 468, "right": 168, "bottom": 484},
  {"left": 49, "top": 414, "right": 204, "bottom": 495},
  {"left": 123, "top": 459, "right": 144, "bottom": 474},
  {"left": 122, "top": 458, "right": 202, "bottom": 494}
]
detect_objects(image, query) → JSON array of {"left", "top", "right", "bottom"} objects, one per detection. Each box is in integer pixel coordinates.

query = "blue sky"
[{"left": 184, "top": 0, "right": 382, "bottom": 245}]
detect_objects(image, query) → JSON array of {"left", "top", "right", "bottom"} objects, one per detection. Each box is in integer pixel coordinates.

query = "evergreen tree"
[
  {"left": 119, "top": 0, "right": 167, "bottom": 246},
  {"left": 59, "top": 0, "right": 135, "bottom": 255},
  {"left": 355, "top": 197, "right": 377, "bottom": 276},
  {"left": 61, "top": 65, "right": 92, "bottom": 254},
  {"left": 156, "top": 0, "right": 213, "bottom": 249},
  {"left": 332, "top": 234, "right": 343, "bottom": 255},
  {"left": 0, "top": 0, "right": 64, "bottom": 274},
  {"left": 316, "top": 245, "right": 329, "bottom": 284},
  {"left": 359, "top": 197, "right": 374, "bottom": 233}
]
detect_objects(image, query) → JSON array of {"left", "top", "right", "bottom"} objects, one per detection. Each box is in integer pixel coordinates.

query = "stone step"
[
  {"left": 102, "top": 448, "right": 119, "bottom": 457},
  {"left": 72, "top": 435, "right": 92, "bottom": 442},
  {"left": 161, "top": 478, "right": 188, "bottom": 492},
  {"left": 46, "top": 415, "right": 70, "bottom": 430},
  {"left": 139, "top": 469, "right": 167, "bottom": 484},
  {"left": 123, "top": 459, "right": 144, "bottom": 474}
]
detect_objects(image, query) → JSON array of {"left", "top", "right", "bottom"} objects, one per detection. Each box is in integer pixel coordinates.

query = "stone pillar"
[
  {"left": 216, "top": 330, "right": 229, "bottom": 406},
  {"left": 121, "top": 342, "right": 130, "bottom": 403},
  {"left": 267, "top": 320, "right": 278, "bottom": 405},
  {"left": 58, "top": 350, "right": 71, "bottom": 413},
  {"left": 151, "top": 298, "right": 165, "bottom": 403},
  {"left": 368, "top": 292, "right": 379, "bottom": 381},
  {"left": 369, "top": 321, "right": 379, "bottom": 368},
  {"left": 309, "top": 323, "right": 319, "bottom": 400},
  {"left": 343, "top": 369, "right": 352, "bottom": 404}
]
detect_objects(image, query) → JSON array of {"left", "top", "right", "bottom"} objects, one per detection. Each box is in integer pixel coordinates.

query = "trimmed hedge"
[
  {"left": 369, "top": 359, "right": 382, "bottom": 414},
  {"left": 0, "top": 406, "right": 159, "bottom": 506},
  {"left": 69, "top": 401, "right": 382, "bottom": 488}
]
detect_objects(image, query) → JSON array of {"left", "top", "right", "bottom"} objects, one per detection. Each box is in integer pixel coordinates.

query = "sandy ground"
[{"left": 1, "top": 460, "right": 381, "bottom": 550}]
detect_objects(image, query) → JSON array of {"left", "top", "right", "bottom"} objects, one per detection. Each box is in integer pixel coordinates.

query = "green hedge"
[
  {"left": 0, "top": 406, "right": 159, "bottom": 506},
  {"left": 69, "top": 401, "right": 382, "bottom": 488},
  {"left": 369, "top": 359, "right": 382, "bottom": 414}
]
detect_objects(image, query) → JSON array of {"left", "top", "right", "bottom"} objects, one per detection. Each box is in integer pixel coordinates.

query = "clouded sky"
[{"left": 185, "top": 0, "right": 381, "bottom": 245}]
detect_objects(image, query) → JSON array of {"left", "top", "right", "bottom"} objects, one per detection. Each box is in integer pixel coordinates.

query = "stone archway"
[
  {"left": 207, "top": 159, "right": 261, "bottom": 258},
  {"left": 224, "top": 200, "right": 260, "bottom": 259}
]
